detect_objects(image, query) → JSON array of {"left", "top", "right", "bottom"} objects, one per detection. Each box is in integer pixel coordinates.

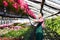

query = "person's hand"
[
  {"left": 33, "top": 19, "right": 38, "bottom": 22},
  {"left": 24, "top": 21, "right": 30, "bottom": 24}
]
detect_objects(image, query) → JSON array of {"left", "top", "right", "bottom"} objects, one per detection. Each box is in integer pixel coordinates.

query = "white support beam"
[{"left": 45, "top": 0, "right": 60, "bottom": 9}]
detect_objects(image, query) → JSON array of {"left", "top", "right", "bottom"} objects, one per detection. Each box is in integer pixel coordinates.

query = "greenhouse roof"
[{"left": 25, "top": 0, "right": 60, "bottom": 18}]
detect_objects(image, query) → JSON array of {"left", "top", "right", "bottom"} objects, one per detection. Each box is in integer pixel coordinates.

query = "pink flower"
[
  {"left": 27, "top": 10, "right": 36, "bottom": 19},
  {"left": 17, "top": 0, "right": 24, "bottom": 5},
  {"left": 12, "top": 3, "right": 18, "bottom": 10},
  {"left": 24, "top": 3, "right": 28, "bottom": 8},
  {"left": 23, "top": 4, "right": 28, "bottom": 13},
  {"left": 0, "top": 24, "right": 9, "bottom": 28},
  {"left": 16, "top": 0, "right": 36, "bottom": 19},
  {"left": 3, "top": 1, "right": 8, "bottom": 7},
  {"left": 17, "top": 0, "right": 25, "bottom": 9},
  {"left": 13, "top": 26, "right": 22, "bottom": 30},
  {"left": 20, "top": 5, "right": 24, "bottom": 9},
  {"left": 24, "top": 3, "right": 29, "bottom": 12},
  {"left": 3, "top": 24, "right": 9, "bottom": 27},
  {"left": 24, "top": 3, "right": 36, "bottom": 19}
]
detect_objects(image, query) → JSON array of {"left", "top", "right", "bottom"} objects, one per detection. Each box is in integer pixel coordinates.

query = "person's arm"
[
  {"left": 33, "top": 17, "right": 44, "bottom": 23},
  {"left": 34, "top": 18, "right": 45, "bottom": 28}
]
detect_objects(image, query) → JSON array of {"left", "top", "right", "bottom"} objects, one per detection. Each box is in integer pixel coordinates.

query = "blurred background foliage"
[{"left": 44, "top": 16, "right": 60, "bottom": 40}]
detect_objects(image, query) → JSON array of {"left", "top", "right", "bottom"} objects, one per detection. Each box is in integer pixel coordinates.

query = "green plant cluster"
[
  {"left": 45, "top": 16, "right": 60, "bottom": 35},
  {"left": 2, "top": 26, "right": 33, "bottom": 39}
]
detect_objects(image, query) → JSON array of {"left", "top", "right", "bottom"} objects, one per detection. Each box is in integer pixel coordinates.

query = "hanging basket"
[{"left": 0, "top": 0, "right": 36, "bottom": 19}]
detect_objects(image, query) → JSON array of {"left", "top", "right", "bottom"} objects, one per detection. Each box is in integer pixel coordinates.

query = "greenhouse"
[{"left": 0, "top": 0, "right": 60, "bottom": 40}]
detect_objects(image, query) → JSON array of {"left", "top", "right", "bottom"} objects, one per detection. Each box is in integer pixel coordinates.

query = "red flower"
[
  {"left": 3, "top": 1, "right": 8, "bottom": 7},
  {"left": 12, "top": 3, "right": 18, "bottom": 10}
]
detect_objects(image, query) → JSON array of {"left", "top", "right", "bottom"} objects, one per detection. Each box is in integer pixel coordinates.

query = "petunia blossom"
[
  {"left": 17, "top": 0, "right": 25, "bottom": 9},
  {"left": 17, "top": 0, "right": 24, "bottom": 5},
  {"left": 12, "top": 3, "right": 18, "bottom": 10},
  {"left": 3, "top": 1, "right": 8, "bottom": 7},
  {"left": 27, "top": 10, "right": 36, "bottom": 19}
]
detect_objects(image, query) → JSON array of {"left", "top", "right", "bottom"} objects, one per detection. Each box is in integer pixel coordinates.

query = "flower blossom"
[
  {"left": 24, "top": 3, "right": 36, "bottom": 19},
  {"left": 17, "top": 0, "right": 25, "bottom": 9},
  {"left": 12, "top": 3, "right": 18, "bottom": 10},
  {"left": 3, "top": 1, "right": 8, "bottom": 7}
]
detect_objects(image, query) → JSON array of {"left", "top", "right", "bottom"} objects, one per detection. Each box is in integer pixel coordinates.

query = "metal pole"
[{"left": 40, "top": 0, "right": 45, "bottom": 16}]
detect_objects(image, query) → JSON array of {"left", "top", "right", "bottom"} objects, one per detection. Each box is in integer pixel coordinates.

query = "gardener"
[{"left": 33, "top": 13, "right": 45, "bottom": 40}]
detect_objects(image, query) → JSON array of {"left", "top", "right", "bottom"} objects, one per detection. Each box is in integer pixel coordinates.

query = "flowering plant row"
[
  {"left": 0, "top": 0, "right": 36, "bottom": 18},
  {"left": 0, "top": 23, "right": 33, "bottom": 40}
]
